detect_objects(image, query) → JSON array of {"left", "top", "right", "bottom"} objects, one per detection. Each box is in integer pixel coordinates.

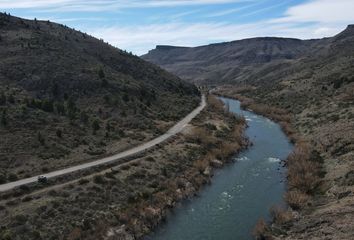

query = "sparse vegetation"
[
  {"left": 252, "top": 218, "right": 269, "bottom": 240},
  {"left": 0, "top": 13, "right": 199, "bottom": 179},
  {"left": 0, "top": 94, "right": 247, "bottom": 240}
]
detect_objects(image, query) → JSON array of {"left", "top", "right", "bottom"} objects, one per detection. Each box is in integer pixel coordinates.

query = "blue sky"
[{"left": 2, "top": 0, "right": 354, "bottom": 55}]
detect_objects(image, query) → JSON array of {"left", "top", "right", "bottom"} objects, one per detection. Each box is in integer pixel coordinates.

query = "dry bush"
[
  {"left": 287, "top": 144, "right": 321, "bottom": 194},
  {"left": 186, "top": 127, "right": 216, "bottom": 147},
  {"left": 213, "top": 142, "right": 239, "bottom": 161},
  {"left": 194, "top": 159, "right": 209, "bottom": 173},
  {"left": 285, "top": 190, "right": 310, "bottom": 210},
  {"left": 279, "top": 121, "right": 297, "bottom": 142},
  {"left": 269, "top": 205, "right": 293, "bottom": 225},
  {"left": 252, "top": 218, "right": 269, "bottom": 240},
  {"left": 207, "top": 95, "right": 225, "bottom": 113},
  {"left": 67, "top": 227, "right": 82, "bottom": 240},
  {"left": 230, "top": 124, "right": 245, "bottom": 143}
]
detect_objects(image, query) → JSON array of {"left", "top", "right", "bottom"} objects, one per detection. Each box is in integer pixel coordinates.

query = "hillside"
[
  {"left": 0, "top": 13, "right": 199, "bottom": 181},
  {"left": 142, "top": 37, "right": 320, "bottom": 85},
  {"left": 143, "top": 26, "right": 354, "bottom": 239}
]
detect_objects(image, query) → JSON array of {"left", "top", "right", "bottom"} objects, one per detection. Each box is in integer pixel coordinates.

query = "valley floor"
[{"left": 0, "top": 95, "right": 248, "bottom": 240}]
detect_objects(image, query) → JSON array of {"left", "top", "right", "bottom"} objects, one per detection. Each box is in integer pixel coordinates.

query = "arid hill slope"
[{"left": 0, "top": 13, "right": 199, "bottom": 181}]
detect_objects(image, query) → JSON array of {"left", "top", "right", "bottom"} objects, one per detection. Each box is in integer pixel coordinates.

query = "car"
[{"left": 37, "top": 175, "right": 47, "bottom": 183}]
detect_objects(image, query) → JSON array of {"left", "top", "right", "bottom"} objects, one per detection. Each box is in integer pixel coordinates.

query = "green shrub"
[
  {"left": 92, "top": 119, "right": 100, "bottom": 134},
  {"left": 78, "top": 178, "right": 89, "bottom": 185},
  {"left": 56, "top": 129, "right": 62, "bottom": 138},
  {"left": 93, "top": 175, "right": 105, "bottom": 184},
  {"left": 0, "top": 174, "right": 6, "bottom": 184},
  {"left": 8, "top": 173, "right": 18, "bottom": 181},
  {"left": 98, "top": 67, "right": 105, "bottom": 79}
]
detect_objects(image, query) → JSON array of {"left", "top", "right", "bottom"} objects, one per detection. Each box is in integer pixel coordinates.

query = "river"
[{"left": 146, "top": 97, "right": 293, "bottom": 240}]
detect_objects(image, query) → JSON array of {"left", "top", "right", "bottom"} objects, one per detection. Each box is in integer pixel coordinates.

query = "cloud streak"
[
  {"left": 271, "top": 0, "right": 354, "bottom": 24},
  {"left": 4, "top": 0, "right": 353, "bottom": 55},
  {"left": 0, "top": 0, "right": 252, "bottom": 11}
]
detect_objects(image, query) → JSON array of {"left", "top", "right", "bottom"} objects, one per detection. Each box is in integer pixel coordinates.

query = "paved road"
[{"left": 0, "top": 95, "right": 206, "bottom": 192}]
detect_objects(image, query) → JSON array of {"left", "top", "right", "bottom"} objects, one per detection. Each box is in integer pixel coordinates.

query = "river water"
[{"left": 146, "top": 97, "right": 293, "bottom": 240}]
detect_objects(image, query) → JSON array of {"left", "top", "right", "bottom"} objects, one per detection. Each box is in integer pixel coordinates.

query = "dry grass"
[
  {"left": 252, "top": 218, "right": 270, "bottom": 240},
  {"left": 285, "top": 190, "right": 311, "bottom": 210},
  {"left": 269, "top": 205, "right": 293, "bottom": 225},
  {"left": 287, "top": 143, "right": 321, "bottom": 194}
]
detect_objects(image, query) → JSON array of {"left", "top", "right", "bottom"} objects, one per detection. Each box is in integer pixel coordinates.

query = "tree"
[
  {"left": 52, "top": 83, "right": 59, "bottom": 97},
  {"left": 98, "top": 67, "right": 105, "bottom": 79},
  {"left": 55, "top": 102, "right": 65, "bottom": 115},
  {"left": 41, "top": 99, "right": 54, "bottom": 112},
  {"left": 37, "top": 131, "right": 45, "bottom": 145},
  {"left": 80, "top": 111, "right": 89, "bottom": 124},
  {"left": 66, "top": 98, "right": 76, "bottom": 119},
  {"left": 101, "top": 78, "right": 108, "bottom": 87},
  {"left": 123, "top": 94, "right": 129, "bottom": 102},
  {"left": 0, "top": 92, "right": 6, "bottom": 105},
  {"left": 56, "top": 129, "right": 62, "bottom": 138},
  {"left": 105, "top": 122, "right": 113, "bottom": 138},
  {"left": 92, "top": 119, "right": 100, "bottom": 134},
  {"left": 1, "top": 109, "right": 7, "bottom": 126}
]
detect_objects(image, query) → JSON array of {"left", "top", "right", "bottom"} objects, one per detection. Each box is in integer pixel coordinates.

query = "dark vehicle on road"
[{"left": 37, "top": 176, "right": 47, "bottom": 183}]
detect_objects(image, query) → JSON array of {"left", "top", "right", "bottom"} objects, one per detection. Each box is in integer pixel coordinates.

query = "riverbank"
[
  {"left": 214, "top": 85, "right": 354, "bottom": 240},
  {"left": 148, "top": 96, "right": 293, "bottom": 240},
  {"left": 0, "top": 95, "right": 248, "bottom": 239}
]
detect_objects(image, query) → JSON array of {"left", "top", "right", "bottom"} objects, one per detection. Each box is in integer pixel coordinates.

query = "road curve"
[{"left": 0, "top": 95, "right": 206, "bottom": 192}]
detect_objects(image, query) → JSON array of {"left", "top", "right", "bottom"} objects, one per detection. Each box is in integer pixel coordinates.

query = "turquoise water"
[{"left": 146, "top": 97, "right": 293, "bottom": 240}]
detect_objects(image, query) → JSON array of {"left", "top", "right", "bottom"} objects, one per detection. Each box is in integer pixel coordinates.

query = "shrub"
[
  {"left": 98, "top": 67, "right": 105, "bottom": 79},
  {"left": 1, "top": 109, "right": 7, "bottom": 126},
  {"left": 80, "top": 111, "right": 89, "bottom": 124},
  {"left": 7, "top": 94, "right": 15, "bottom": 104},
  {"left": 269, "top": 205, "right": 293, "bottom": 225},
  {"left": 146, "top": 156, "right": 155, "bottom": 162},
  {"left": 78, "top": 178, "right": 89, "bottom": 185},
  {"left": 0, "top": 174, "right": 6, "bottom": 184},
  {"left": 92, "top": 119, "right": 100, "bottom": 134},
  {"left": 0, "top": 92, "right": 6, "bottom": 105},
  {"left": 56, "top": 129, "right": 62, "bottom": 138},
  {"left": 55, "top": 102, "right": 65, "bottom": 115},
  {"left": 41, "top": 99, "right": 54, "bottom": 112},
  {"left": 285, "top": 190, "right": 310, "bottom": 210},
  {"left": 0, "top": 229, "right": 13, "bottom": 240},
  {"left": 252, "top": 218, "right": 268, "bottom": 240},
  {"left": 8, "top": 173, "right": 18, "bottom": 181},
  {"left": 287, "top": 144, "right": 321, "bottom": 194},
  {"left": 37, "top": 131, "right": 45, "bottom": 145},
  {"left": 194, "top": 159, "right": 209, "bottom": 174},
  {"left": 93, "top": 175, "right": 105, "bottom": 184}
]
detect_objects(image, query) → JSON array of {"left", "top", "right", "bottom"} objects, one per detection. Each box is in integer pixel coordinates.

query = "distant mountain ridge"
[{"left": 142, "top": 25, "right": 354, "bottom": 85}]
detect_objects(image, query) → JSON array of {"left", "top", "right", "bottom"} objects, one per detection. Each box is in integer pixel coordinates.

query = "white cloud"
[
  {"left": 0, "top": 0, "right": 252, "bottom": 11},
  {"left": 5, "top": 0, "right": 353, "bottom": 55},
  {"left": 205, "top": 0, "right": 266, "bottom": 18},
  {"left": 270, "top": 0, "right": 354, "bottom": 24}
]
